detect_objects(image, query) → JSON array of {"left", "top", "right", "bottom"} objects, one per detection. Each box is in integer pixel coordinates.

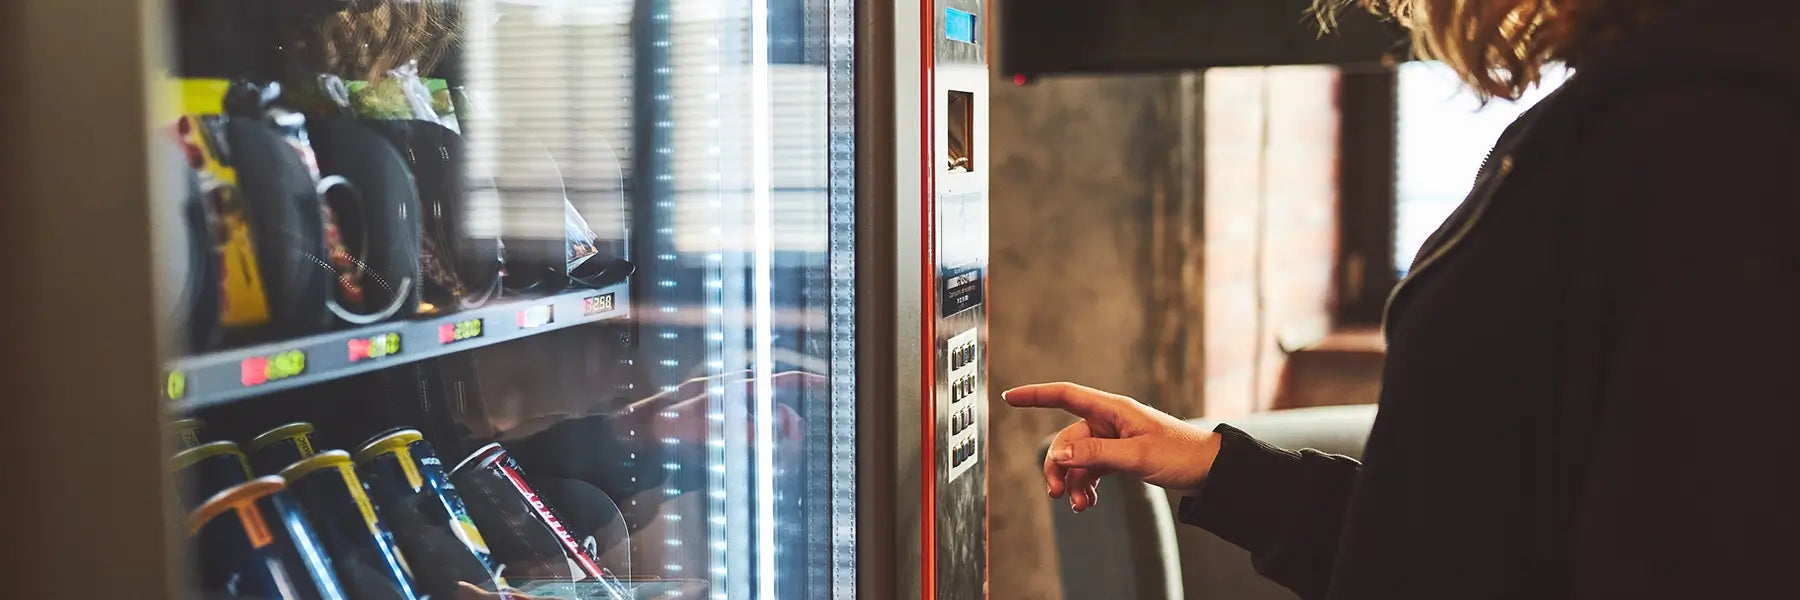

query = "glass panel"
[
  {"left": 1395, "top": 61, "right": 1567, "bottom": 274},
  {"left": 155, "top": 0, "right": 853, "bottom": 599}
]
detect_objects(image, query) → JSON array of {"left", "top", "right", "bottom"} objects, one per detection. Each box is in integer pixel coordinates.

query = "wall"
[
  {"left": 987, "top": 73, "right": 1202, "bottom": 600},
  {"left": 985, "top": 67, "right": 1343, "bottom": 599},
  {"left": 1201, "top": 67, "right": 1343, "bottom": 420}
]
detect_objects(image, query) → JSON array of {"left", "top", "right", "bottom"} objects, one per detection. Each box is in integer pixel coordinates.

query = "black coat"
[{"left": 1179, "top": 3, "right": 1800, "bottom": 599}]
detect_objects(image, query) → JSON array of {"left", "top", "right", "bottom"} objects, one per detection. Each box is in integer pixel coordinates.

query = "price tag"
[
  {"left": 583, "top": 293, "right": 615, "bottom": 316},
  {"left": 439, "top": 318, "right": 484, "bottom": 345},
  {"left": 517, "top": 305, "right": 554, "bottom": 329},
  {"left": 241, "top": 350, "right": 306, "bottom": 387},
  {"left": 349, "top": 332, "right": 402, "bottom": 363}
]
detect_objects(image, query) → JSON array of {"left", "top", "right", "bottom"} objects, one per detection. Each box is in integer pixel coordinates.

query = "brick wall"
[{"left": 1202, "top": 66, "right": 1343, "bottom": 419}]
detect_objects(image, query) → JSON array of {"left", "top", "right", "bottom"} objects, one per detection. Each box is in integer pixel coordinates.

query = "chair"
[{"left": 1042, "top": 404, "right": 1378, "bottom": 600}]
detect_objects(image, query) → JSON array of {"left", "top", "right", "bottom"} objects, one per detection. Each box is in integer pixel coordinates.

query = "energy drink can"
[
  {"left": 282, "top": 451, "right": 423, "bottom": 600},
  {"left": 187, "top": 476, "right": 348, "bottom": 600},
  {"left": 171, "top": 440, "right": 252, "bottom": 513},
  {"left": 172, "top": 417, "right": 205, "bottom": 449},
  {"left": 249, "top": 422, "right": 319, "bottom": 475},
  {"left": 354, "top": 429, "right": 508, "bottom": 598},
  {"left": 451, "top": 442, "right": 627, "bottom": 596}
]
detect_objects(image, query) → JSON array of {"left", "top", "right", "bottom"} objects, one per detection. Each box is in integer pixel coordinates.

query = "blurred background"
[{"left": 984, "top": 60, "right": 1564, "bottom": 600}]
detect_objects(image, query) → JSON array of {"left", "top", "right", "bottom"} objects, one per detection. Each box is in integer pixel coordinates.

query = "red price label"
[
  {"left": 349, "top": 333, "right": 401, "bottom": 362},
  {"left": 439, "top": 319, "right": 483, "bottom": 344},
  {"left": 241, "top": 350, "right": 306, "bottom": 386}
]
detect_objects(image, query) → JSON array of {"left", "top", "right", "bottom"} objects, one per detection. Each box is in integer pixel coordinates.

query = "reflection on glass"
[{"left": 161, "top": 0, "right": 851, "bottom": 598}]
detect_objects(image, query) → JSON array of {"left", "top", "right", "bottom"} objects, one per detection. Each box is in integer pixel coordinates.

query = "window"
[{"left": 1394, "top": 61, "right": 1567, "bottom": 275}]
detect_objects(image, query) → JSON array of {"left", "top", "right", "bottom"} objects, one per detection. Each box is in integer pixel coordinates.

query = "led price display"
[
  {"left": 349, "top": 332, "right": 401, "bottom": 362},
  {"left": 241, "top": 350, "right": 306, "bottom": 387},
  {"left": 517, "top": 305, "right": 554, "bottom": 329},
  {"left": 165, "top": 371, "right": 187, "bottom": 401},
  {"left": 583, "top": 293, "right": 615, "bottom": 316},
  {"left": 439, "top": 318, "right": 484, "bottom": 344}
]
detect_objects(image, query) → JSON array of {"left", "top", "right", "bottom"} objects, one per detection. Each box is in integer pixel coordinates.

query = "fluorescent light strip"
[{"left": 750, "top": 0, "right": 777, "bottom": 596}]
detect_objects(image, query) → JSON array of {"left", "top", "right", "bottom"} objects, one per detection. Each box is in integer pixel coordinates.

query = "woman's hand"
[{"left": 1003, "top": 382, "right": 1221, "bottom": 512}]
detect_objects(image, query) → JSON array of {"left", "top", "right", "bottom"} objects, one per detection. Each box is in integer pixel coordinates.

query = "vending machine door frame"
[
  {"left": 855, "top": 0, "right": 928, "bottom": 598},
  {"left": 1, "top": 0, "right": 183, "bottom": 598}
]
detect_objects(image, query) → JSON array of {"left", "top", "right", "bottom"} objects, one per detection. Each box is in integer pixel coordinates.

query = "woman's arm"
[
  {"left": 1005, "top": 383, "right": 1360, "bottom": 599},
  {"left": 1179, "top": 425, "right": 1360, "bottom": 600}
]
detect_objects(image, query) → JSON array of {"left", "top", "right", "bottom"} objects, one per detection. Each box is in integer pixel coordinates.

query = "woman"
[{"left": 1005, "top": 1, "right": 1799, "bottom": 598}]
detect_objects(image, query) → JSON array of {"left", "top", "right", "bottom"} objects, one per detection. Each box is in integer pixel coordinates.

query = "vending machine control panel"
[{"left": 928, "top": 0, "right": 990, "bottom": 598}]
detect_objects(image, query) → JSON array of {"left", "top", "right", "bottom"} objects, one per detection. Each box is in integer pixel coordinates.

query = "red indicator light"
[
  {"left": 1012, "top": 74, "right": 1028, "bottom": 86},
  {"left": 439, "top": 323, "right": 455, "bottom": 344},
  {"left": 349, "top": 338, "right": 370, "bottom": 362},
  {"left": 240, "top": 356, "right": 269, "bottom": 386}
]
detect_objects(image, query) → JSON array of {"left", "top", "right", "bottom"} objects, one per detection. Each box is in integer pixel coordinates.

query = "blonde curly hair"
[{"left": 1320, "top": 0, "right": 1673, "bottom": 101}]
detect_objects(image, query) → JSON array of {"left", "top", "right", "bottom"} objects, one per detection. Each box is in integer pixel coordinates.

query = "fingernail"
[{"left": 1050, "top": 445, "right": 1071, "bottom": 462}]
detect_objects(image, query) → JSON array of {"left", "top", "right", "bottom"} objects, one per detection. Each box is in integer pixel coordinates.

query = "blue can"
[
  {"left": 170, "top": 441, "right": 252, "bottom": 513},
  {"left": 282, "top": 451, "right": 424, "bottom": 600},
  {"left": 187, "top": 476, "right": 348, "bottom": 600},
  {"left": 249, "top": 422, "right": 320, "bottom": 475},
  {"left": 354, "top": 429, "right": 508, "bottom": 599}
]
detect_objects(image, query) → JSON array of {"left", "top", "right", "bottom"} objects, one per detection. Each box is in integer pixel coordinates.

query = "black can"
[
  {"left": 171, "top": 417, "right": 205, "bottom": 449},
  {"left": 170, "top": 441, "right": 252, "bottom": 513},
  {"left": 282, "top": 451, "right": 424, "bottom": 600},
  {"left": 187, "top": 476, "right": 348, "bottom": 600},
  {"left": 249, "top": 422, "right": 319, "bottom": 475},
  {"left": 450, "top": 443, "right": 630, "bottom": 596},
  {"left": 354, "top": 429, "right": 508, "bottom": 598}
]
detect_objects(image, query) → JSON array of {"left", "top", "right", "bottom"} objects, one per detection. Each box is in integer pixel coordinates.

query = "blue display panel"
[{"left": 946, "top": 8, "right": 978, "bottom": 44}]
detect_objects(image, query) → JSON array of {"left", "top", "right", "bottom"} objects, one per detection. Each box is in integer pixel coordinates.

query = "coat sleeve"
[
  {"left": 1569, "top": 86, "right": 1800, "bottom": 598},
  {"left": 1177, "top": 424, "right": 1361, "bottom": 600}
]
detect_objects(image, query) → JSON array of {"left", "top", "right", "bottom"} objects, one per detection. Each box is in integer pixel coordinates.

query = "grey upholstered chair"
[{"left": 1043, "top": 404, "right": 1378, "bottom": 600}]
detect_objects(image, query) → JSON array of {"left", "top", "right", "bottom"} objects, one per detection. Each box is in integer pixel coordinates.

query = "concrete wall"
[{"left": 988, "top": 73, "right": 1201, "bottom": 600}]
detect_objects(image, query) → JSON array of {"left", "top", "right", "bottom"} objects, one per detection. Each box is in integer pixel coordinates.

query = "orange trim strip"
[{"left": 919, "top": 1, "right": 939, "bottom": 599}]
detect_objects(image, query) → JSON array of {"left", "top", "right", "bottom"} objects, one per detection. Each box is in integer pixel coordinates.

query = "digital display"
[
  {"left": 349, "top": 333, "right": 401, "bottom": 362},
  {"left": 517, "top": 305, "right": 555, "bottom": 329},
  {"left": 241, "top": 350, "right": 306, "bottom": 386},
  {"left": 583, "top": 293, "right": 615, "bottom": 316},
  {"left": 165, "top": 371, "right": 187, "bottom": 401},
  {"left": 945, "top": 8, "right": 977, "bottom": 43},
  {"left": 439, "top": 318, "right": 484, "bottom": 344}
]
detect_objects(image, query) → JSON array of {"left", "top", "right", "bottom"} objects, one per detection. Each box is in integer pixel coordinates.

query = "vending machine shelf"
[{"left": 165, "top": 283, "right": 632, "bottom": 411}]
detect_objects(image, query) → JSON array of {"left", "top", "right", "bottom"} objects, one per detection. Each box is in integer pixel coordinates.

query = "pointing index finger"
[{"left": 1003, "top": 382, "right": 1123, "bottom": 422}]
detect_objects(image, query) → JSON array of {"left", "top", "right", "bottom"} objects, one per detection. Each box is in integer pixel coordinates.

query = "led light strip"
[{"left": 749, "top": 0, "right": 778, "bottom": 594}]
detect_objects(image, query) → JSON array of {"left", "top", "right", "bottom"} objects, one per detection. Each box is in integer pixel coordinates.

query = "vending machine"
[{"left": 2, "top": 0, "right": 988, "bottom": 599}]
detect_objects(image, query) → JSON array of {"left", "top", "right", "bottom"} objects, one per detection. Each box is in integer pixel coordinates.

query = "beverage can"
[
  {"left": 355, "top": 429, "right": 508, "bottom": 598},
  {"left": 172, "top": 417, "right": 205, "bottom": 449},
  {"left": 451, "top": 443, "right": 626, "bottom": 596},
  {"left": 248, "top": 422, "right": 319, "bottom": 475},
  {"left": 171, "top": 440, "right": 252, "bottom": 513},
  {"left": 282, "top": 451, "right": 423, "bottom": 600},
  {"left": 187, "top": 476, "right": 348, "bottom": 600}
]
